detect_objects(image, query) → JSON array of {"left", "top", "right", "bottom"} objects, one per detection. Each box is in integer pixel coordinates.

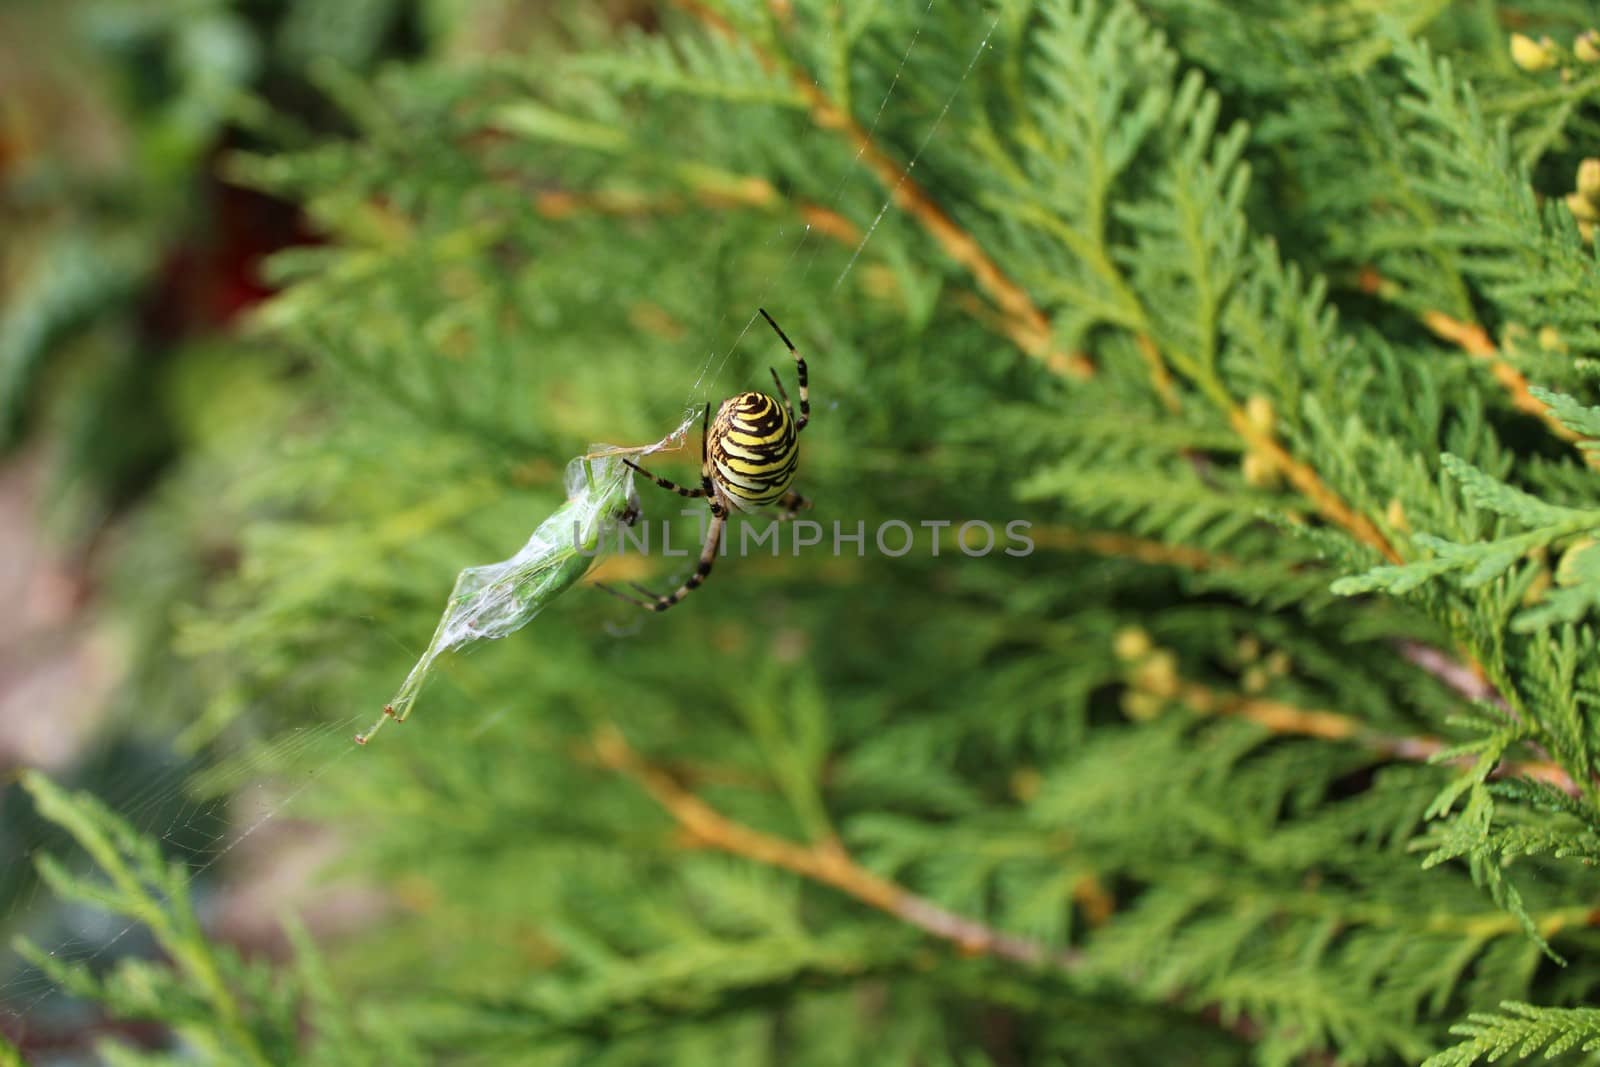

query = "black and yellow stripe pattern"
[
  {"left": 709, "top": 391, "right": 799, "bottom": 509},
  {"left": 603, "top": 307, "right": 811, "bottom": 612}
]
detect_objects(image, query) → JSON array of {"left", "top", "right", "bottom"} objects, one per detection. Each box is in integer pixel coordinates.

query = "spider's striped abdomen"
[{"left": 709, "top": 391, "right": 798, "bottom": 509}]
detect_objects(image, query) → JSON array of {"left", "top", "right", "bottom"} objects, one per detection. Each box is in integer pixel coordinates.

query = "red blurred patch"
[{"left": 142, "top": 137, "right": 317, "bottom": 340}]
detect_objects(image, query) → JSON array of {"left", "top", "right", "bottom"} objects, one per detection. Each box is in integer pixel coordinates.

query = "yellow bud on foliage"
[
  {"left": 1245, "top": 393, "right": 1275, "bottom": 434},
  {"left": 1576, "top": 30, "right": 1600, "bottom": 64},
  {"left": 1522, "top": 569, "right": 1552, "bottom": 608},
  {"left": 1557, "top": 538, "right": 1599, "bottom": 586},
  {"left": 1579, "top": 159, "right": 1600, "bottom": 201},
  {"left": 1242, "top": 451, "right": 1282, "bottom": 489},
  {"left": 1511, "top": 33, "right": 1558, "bottom": 72},
  {"left": 1133, "top": 650, "right": 1180, "bottom": 699},
  {"left": 1121, "top": 690, "right": 1165, "bottom": 722},
  {"left": 1113, "top": 626, "right": 1153, "bottom": 662}
]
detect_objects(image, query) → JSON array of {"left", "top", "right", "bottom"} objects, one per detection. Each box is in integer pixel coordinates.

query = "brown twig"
[
  {"left": 1358, "top": 270, "right": 1596, "bottom": 466},
  {"left": 535, "top": 182, "right": 1081, "bottom": 378},
  {"left": 1028, "top": 527, "right": 1237, "bottom": 571},
  {"left": 1167, "top": 677, "right": 1576, "bottom": 795},
  {"left": 1135, "top": 333, "right": 1182, "bottom": 413},
  {"left": 592, "top": 725, "right": 1082, "bottom": 968},
  {"left": 1226, "top": 408, "right": 1404, "bottom": 564},
  {"left": 1396, "top": 641, "right": 1507, "bottom": 710},
  {"left": 670, "top": 0, "right": 1094, "bottom": 380},
  {"left": 535, "top": 183, "right": 861, "bottom": 245},
  {"left": 1420, "top": 310, "right": 1593, "bottom": 456}
]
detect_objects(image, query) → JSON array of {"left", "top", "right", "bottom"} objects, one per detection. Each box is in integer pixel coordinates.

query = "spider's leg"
[
  {"left": 624, "top": 458, "right": 706, "bottom": 498},
  {"left": 594, "top": 582, "right": 658, "bottom": 609},
  {"left": 759, "top": 308, "right": 808, "bottom": 432},
  {"left": 613, "top": 495, "right": 728, "bottom": 612},
  {"left": 594, "top": 577, "right": 692, "bottom": 608},
  {"left": 775, "top": 490, "right": 811, "bottom": 522},
  {"left": 768, "top": 366, "right": 795, "bottom": 426}
]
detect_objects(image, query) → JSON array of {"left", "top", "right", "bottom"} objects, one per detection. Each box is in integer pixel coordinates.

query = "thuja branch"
[
  {"left": 533, "top": 180, "right": 861, "bottom": 245},
  {"left": 528, "top": 172, "right": 1040, "bottom": 348},
  {"left": 1211, "top": 689, "right": 1569, "bottom": 792},
  {"left": 591, "top": 725, "right": 1081, "bottom": 968},
  {"left": 1422, "top": 309, "right": 1598, "bottom": 461},
  {"left": 1424, "top": 310, "right": 1600, "bottom": 464},
  {"left": 670, "top": 0, "right": 1094, "bottom": 380},
  {"left": 1135, "top": 333, "right": 1182, "bottom": 413},
  {"left": 1119, "top": 646, "right": 1575, "bottom": 794},
  {"left": 1359, "top": 270, "right": 1597, "bottom": 467},
  {"left": 1038, "top": 226, "right": 1398, "bottom": 561},
  {"left": 1226, "top": 405, "right": 1404, "bottom": 564},
  {"left": 1028, "top": 527, "right": 1238, "bottom": 571},
  {"left": 1399, "top": 641, "right": 1506, "bottom": 709}
]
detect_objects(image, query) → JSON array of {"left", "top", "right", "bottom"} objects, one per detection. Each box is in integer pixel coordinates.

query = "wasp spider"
[{"left": 601, "top": 308, "right": 810, "bottom": 612}]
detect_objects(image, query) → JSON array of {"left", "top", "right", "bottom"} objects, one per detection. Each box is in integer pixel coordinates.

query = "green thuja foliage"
[
  {"left": 21, "top": 1, "right": 1600, "bottom": 1064},
  {"left": 13, "top": 772, "right": 420, "bottom": 1066}
]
